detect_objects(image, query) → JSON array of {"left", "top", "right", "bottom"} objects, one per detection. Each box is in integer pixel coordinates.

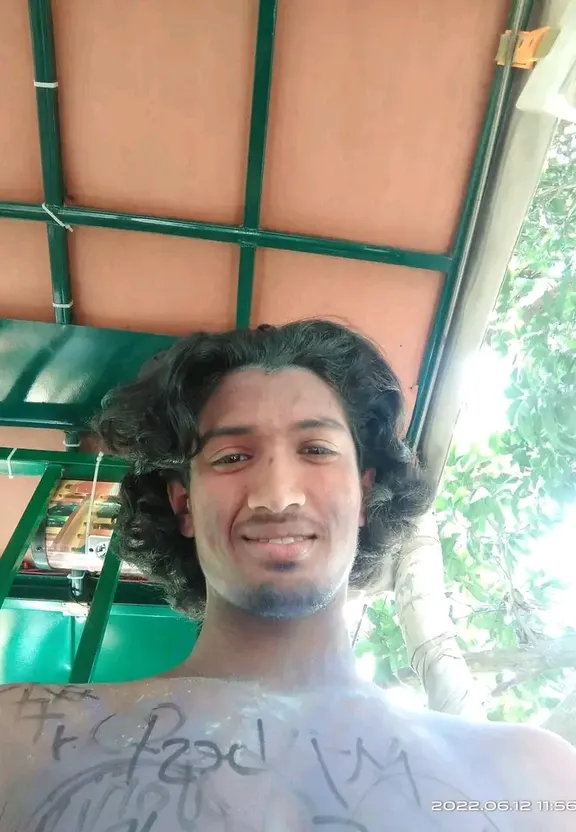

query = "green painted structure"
[{"left": 0, "top": 0, "right": 534, "bottom": 684}]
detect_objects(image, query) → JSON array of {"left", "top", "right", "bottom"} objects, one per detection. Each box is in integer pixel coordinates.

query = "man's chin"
[{"left": 233, "top": 582, "right": 335, "bottom": 620}]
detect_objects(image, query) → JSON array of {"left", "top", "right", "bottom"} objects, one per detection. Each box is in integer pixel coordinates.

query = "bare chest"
[{"left": 0, "top": 683, "right": 523, "bottom": 832}]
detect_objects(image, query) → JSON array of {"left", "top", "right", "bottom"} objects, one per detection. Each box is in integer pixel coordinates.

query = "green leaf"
[
  {"left": 374, "top": 657, "right": 397, "bottom": 687},
  {"left": 472, "top": 612, "right": 499, "bottom": 631},
  {"left": 354, "top": 639, "right": 374, "bottom": 657},
  {"left": 366, "top": 607, "right": 380, "bottom": 626},
  {"left": 462, "top": 581, "right": 489, "bottom": 603}
]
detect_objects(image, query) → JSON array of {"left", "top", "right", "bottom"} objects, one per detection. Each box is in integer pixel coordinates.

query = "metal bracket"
[
  {"left": 496, "top": 26, "right": 559, "bottom": 69},
  {"left": 30, "top": 519, "right": 50, "bottom": 570},
  {"left": 62, "top": 601, "right": 89, "bottom": 618}
]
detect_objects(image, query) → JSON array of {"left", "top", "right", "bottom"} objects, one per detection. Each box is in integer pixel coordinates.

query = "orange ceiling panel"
[
  {"left": 0, "top": 0, "right": 43, "bottom": 202},
  {"left": 52, "top": 0, "right": 258, "bottom": 224},
  {"left": 252, "top": 248, "right": 444, "bottom": 422},
  {"left": 262, "top": 0, "right": 509, "bottom": 251},
  {"left": 0, "top": 221, "right": 52, "bottom": 322},
  {"left": 0, "top": 428, "right": 64, "bottom": 556},
  {"left": 68, "top": 227, "right": 239, "bottom": 335}
]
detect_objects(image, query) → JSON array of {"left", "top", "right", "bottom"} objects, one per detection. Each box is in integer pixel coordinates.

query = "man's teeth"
[{"left": 253, "top": 536, "right": 309, "bottom": 544}]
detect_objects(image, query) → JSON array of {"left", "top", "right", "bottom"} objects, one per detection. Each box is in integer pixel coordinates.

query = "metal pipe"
[
  {"left": 407, "top": 0, "right": 536, "bottom": 449},
  {"left": 0, "top": 446, "right": 126, "bottom": 481},
  {"left": 0, "top": 401, "right": 93, "bottom": 431},
  {"left": 236, "top": 0, "right": 278, "bottom": 328},
  {"left": 69, "top": 537, "right": 121, "bottom": 683},
  {"left": 27, "top": 0, "right": 73, "bottom": 324},
  {"left": 64, "top": 430, "right": 86, "bottom": 600},
  {"left": 0, "top": 201, "right": 452, "bottom": 273}
]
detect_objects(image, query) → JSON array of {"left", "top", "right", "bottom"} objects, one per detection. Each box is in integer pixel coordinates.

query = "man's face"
[{"left": 175, "top": 368, "right": 370, "bottom": 618}]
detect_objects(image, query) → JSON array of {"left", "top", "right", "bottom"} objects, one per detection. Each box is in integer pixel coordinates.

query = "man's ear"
[
  {"left": 359, "top": 468, "right": 375, "bottom": 527},
  {"left": 167, "top": 480, "right": 195, "bottom": 538}
]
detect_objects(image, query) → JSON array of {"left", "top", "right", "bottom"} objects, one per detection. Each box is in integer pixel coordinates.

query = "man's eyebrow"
[
  {"left": 199, "top": 418, "right": 347, "bottom": 447},
  {"left": 199, "top": 425, "right": 254, "bottom": 447},
  {"left": 292, "top": 418, "right": 348, "bottom": 432}
]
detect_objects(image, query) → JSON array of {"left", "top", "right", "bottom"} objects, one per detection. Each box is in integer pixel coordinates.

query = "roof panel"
[
  {"left": 0, "top": 221, "right": 52, "bottom": 321},
  {"left": 262, "top": 0, "right": 510, "bottom": 251},
  {"left": 0, "top": 428, "right": 63, "bottom": 557},
  {"left": 52, "top": 0, "right": 258, "bottom": 224},
  {"left": 252, "top": 248, "right": 444, "bottom": 422},
  {"left": 68, "top": 226, "right": 239, "bottom": 335},
  {"left": 0, "top": 0, "right": 43, "bottom": 202}
]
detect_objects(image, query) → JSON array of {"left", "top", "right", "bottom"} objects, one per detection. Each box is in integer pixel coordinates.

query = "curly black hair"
[{"left": 94, "top": 319, "right": 434, "bottom": 618}]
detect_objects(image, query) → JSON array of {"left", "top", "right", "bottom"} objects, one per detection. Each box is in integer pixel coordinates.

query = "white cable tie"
[
  {"left": 84, "top": 451, "right": 104, "bottom": 557},
  {"left": 41, "top": 202, "right": 73, "bottom": 232},
  {"left": 6, "top": 448, "right": 17, "bottom": 479},
  {"left": 34, "top": 80, "right": 59, "bottom": 88},
  {"left": 53, "top": 301, "right": 74, "bottom": 309}
]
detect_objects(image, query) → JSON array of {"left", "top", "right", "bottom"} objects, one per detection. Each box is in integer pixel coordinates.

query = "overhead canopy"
[{"left": 0, "top": 0, "right": 523, "bottom": 437}]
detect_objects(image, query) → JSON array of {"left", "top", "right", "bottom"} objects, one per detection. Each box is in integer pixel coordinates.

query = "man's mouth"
[
  {"left": 240, "top": 534, "right": 317, "bottom": 561},
  {"left": 243, "top": 535, "right": 315, "bottom": 545}
]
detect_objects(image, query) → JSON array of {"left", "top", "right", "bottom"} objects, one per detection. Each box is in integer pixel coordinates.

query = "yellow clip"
[{"left": 496, "top": 26, "right": 559, "bottom": 69}]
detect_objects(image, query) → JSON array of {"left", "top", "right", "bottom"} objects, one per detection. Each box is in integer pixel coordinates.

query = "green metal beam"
[
  {"left": 0, "top": 446, "right": 126, "bottom": 481},
  {"left": 7, "top": 574, "right": 74, "bottom": 604},
  {"left": 0, "top": 465, "right": 62, "bottom": 611},
  {"left": 2, "top": 597, "right": 179, "bottom": 618},
  {"left": 7, "top": 573, "right": 169, "bottom": 607},
  {"left": 2, "top": 597, "right": 73, "bottom": 614},
  {"left": 69, "top": 537, "right": 121, "bottom": 684},
  {"left": 407, "top": 0, "right": 535, "bottom": 448},
  {"left": 258, "top": 228, "right": 452, "bottom": 270},
  {"left": 236, "top": 0, "right": 278, "bottom": 328},
  {"left": 0, "top": 201, "right": 452, "bottom": 273},
  {"left": 243, "top": 0, "right": 278, "bottom": 230},
  {"left": 28, "top": 0, "right": 73, "bottom": 324},
  {"left": 237, "top": 247, "right": 257, "bottom": 329},
  {"left": 0, "top": 402, "right": 97, "bottom": 431}
]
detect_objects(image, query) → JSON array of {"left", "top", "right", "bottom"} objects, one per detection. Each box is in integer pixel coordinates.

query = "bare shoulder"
[
  {"left": 481, "top": 719, "right": 576, "bottom": 783},
  {"left": 445, "top": 709, "right": 576, "bottom": 765},
  {"left": 477, "top": 720, "right": 576, "bottom": 828},
  {"left": 413, "top": 705, "right": 576, "bottom": 812},
  {"left": 417, "top": 702, "right": 576, "bottom": 765}
]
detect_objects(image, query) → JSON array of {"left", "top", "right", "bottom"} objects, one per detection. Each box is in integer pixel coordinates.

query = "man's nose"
[{"left": 246, "top": 452, "right": 306, "bottom": 513}]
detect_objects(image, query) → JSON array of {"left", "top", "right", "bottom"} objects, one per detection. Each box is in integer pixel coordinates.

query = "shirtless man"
[{"left": 1, "top": 320, "right": 575, "bottom": 832}]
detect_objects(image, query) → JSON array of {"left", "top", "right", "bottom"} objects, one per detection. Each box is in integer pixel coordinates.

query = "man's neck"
[{"left": 165, "top": 589, "right": 359, "bottom": 688}]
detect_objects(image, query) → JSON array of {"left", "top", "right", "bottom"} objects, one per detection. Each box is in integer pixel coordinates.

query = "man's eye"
[
  {"left": 212, "top": 453, "right": 250, "bottom": 466},
  {"left": 302, "top": 446, "right": 337, "bottom": 456}
]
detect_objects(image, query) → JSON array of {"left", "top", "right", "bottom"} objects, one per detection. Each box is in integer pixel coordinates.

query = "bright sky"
[{"left": 453, "top": 347, "right": 513, "bottom": 451}]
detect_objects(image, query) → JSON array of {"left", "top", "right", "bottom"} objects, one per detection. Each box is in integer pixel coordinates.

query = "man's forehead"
[{"left": 199, "top": 367, "right": 348, "bottom": 431}]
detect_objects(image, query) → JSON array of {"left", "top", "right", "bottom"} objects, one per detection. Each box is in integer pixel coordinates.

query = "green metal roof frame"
[{"left": 0, "top": 0, "right": 534, "bottom": 682}]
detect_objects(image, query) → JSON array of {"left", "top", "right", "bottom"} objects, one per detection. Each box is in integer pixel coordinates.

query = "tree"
[{"left": 356, "top": 120, "right": 576, "bottom": 729}]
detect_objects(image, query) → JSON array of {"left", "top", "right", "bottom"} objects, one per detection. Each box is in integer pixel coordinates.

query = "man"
[{"left": 1, "top": 320, "right": 575, "bottom": 831}]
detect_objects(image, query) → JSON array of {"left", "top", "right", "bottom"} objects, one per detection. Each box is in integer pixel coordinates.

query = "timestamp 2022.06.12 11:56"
[{"left": 431, "top": 801, "right": 576, "bottom": 813}]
